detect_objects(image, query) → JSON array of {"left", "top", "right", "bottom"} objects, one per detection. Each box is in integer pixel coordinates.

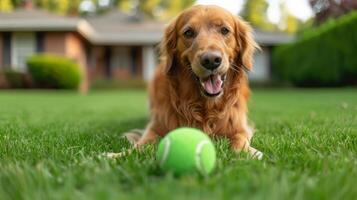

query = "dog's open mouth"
[{"left": 195, "top": 74, "right": 226, "bottom": 97}]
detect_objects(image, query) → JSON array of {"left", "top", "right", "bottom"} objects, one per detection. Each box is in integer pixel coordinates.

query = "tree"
[
  {"left": 241, "top": 0, "right": 309, "bottom": 33},
  {"left": 310, "top": 0, "right": 357, "bottom": 25},
  {"left": 158, "top": 0, "right": 194, "bottom": 19},
  {"left": 0, "top": 0, "right": 14, "bottom": 12},
  {"left": 134, "top": 0, "right": 194, "bottom": 19},
  {"left": 6, "top": 0, "right": 194, "bottom": 19},
  {"left": 67, "top": 0, "right": 81, "bottom": 15},
  {"left": 278, "top": 2, "right": 303, "bottom": 34},
  {"left": 34, "top": 0, "right": 55, "bottom": 13},
  {"left": 34, "top": 0, "right": 78, "bottom": 15},
  {"left": 10, "top": 0, "right": 23, "bottom": 8},
  {"left": 57, "top": 0, "right": 70, "bottom": 15},
  {"left": 241, "top": 0, "right": 276, "bottom": 31},
  {"left": 117, "top": 0, "right": 132, "bottom": 12}
]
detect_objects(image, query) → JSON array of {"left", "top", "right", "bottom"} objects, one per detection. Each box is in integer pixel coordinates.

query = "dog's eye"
[
  {"left": 183, "top": 28, "right": 195, "bottom": 38},
  {"left": 220, "top": 27, "right": 230, "bottom": 35}
]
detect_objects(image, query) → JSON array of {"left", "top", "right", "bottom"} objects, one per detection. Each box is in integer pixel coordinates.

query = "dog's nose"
[{"left": 200, "top": 51, "right": 222, "bottom": 70}]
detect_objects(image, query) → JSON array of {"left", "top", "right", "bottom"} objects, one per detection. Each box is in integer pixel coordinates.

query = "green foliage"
[
  {"left": 157, "top": 0, "right": 194, "bottom": 19},
  {"left": 135, "top": 0, "right": 195, "bottom": 19},
  {"left": 34, "top": 0, "right": 77, "bottom": 15},
  {"left": 8, "top": 0, "right": 194, "bottom": 19},
  {"left": 273, "top": 11, "right": 357, "bottom": 86},
  {"left": 10, "top": 0, "right": 22, "bottom": 7},
  {"left": 242, "top": 0, "right": 276, "bottom": 31},
  {"left": 241, "top": 0, "right": 310, "bottom": 33},
  {"left": 0, "top": 0, "right": 13, "bottom": 12},
  {"left": 27, "top": 54, "right": 81, "bottom": 89}
]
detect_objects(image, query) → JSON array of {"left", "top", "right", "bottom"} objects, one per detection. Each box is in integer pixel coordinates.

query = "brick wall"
[
  {"left": 0, "top": 72, "right": 9, "bottom": 88},
  {"left": 44, "top": 32, "right": 66, "bottom": 55},
  {"left": 112, "top": 68, "right": 131, "bottom": 80},
  {"left": 65, "top": 33, "right": 88, "bottom": 93}
]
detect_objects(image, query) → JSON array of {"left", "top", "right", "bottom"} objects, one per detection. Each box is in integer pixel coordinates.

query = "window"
[
  {"left": 11, "top": 32, "right": 35, "bottom": 72},
  {"left": 3, "top": 32, "right": 11, "bottom": 67},
  {"left": 111, "top": 47, "right": 131, "bottom": 69}
]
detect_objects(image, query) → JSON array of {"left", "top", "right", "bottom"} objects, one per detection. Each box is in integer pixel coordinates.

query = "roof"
[
  {"left": 84, "top": 11, "right": 164, "bottom": 45},
  {"left": 0, "top": 9, "right": 80, "bottom": 31},
  {"left": 0, "top": 9, "right": 295, "bottom": 45},
  {"left": 254, "top": 30, "right": 295, "bottom": 45}
]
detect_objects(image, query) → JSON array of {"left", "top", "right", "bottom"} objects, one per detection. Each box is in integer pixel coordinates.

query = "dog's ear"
[
  {"left": 160, "top": 18, "right": 178, "bottom": 75},
  {"left": 234, "top": 16, "right": 259, "bottom": 71}
]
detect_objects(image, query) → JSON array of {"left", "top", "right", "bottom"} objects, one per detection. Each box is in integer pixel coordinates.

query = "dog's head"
[{"left": 160, "top": 5, "right": 258, "bottom": 98}]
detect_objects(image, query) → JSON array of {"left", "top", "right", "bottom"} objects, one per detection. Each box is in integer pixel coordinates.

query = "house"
[{"left": 0, "top": 9, "right": 294, "bottom": 89}]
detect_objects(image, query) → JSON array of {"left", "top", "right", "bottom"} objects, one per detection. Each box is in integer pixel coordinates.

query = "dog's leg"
[
  {"left": 106, "top": 125, "right": 158, "bottom": 158},
  {"left": 231, "top": 133, "right": 263, "bottom": 160},
  {"left": 230, "top": 116, "right": 263, "bottom": 159},
  {"left": 122, "top": 129, "right": 145, "bottom": 145},
  {"left": 136, "top": 127, "right": 159, "bottom": 146}
]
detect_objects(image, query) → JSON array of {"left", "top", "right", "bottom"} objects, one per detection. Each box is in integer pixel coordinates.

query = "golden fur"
[{"left": 110, "top": 5, "right": 263, "bottom": 159}]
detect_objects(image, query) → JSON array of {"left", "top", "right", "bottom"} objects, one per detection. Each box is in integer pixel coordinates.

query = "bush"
[
  {"left": 27, "top": 54, "right": 81, "bottom": 89},
  {"left": 273, "top": 11, "right": 357, "bottom": 87},
  {"left": 0, "top": 71, "right": 9, "bottom": 88},
  {"left": 0, "top": 69, "right": 32, "bottom": 88}
]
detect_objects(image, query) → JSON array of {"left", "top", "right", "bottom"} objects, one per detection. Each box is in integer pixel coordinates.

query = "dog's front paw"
[
  {"left": 248, "top": 147, "right": 263, "bottom": 160},
  {"left": 251, "top": 150, "right": 263, "bottom": 160},
  {"left": 122, "top": 129, "right": 144, "bottom": 145}
]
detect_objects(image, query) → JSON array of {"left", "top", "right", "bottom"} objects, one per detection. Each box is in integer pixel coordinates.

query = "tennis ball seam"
[
  {"left": 159, "top": 137, "right": 171, "bottom": 168},
  {"left": 195, "top": 140, "right": 209, "bottom": 175}
]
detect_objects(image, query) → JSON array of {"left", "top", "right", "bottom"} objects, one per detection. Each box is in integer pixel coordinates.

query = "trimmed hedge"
[
  {"left": 273, "top": 11, "right": 357, "bottom": 86},
  {"left": 27, "top": 54, "right": 81, "bottom": 89}
]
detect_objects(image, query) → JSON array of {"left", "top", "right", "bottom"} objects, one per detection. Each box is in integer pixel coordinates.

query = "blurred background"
[{"left": 0, "top": 0, "right": 356, "bottom": 91}]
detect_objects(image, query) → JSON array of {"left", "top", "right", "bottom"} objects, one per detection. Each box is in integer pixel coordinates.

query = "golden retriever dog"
[{"left": 108, "top": 5, "right": 263, "bottom": 159}]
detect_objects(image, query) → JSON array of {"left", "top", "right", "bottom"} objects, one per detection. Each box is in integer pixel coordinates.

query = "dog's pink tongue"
[{"left": 203, "top": 74, "right": 223, "bottom": 95}]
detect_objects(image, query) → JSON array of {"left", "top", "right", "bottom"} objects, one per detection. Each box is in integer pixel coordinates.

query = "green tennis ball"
[{"left": 156, "top": 127, "right": 216, "bottom": 176}]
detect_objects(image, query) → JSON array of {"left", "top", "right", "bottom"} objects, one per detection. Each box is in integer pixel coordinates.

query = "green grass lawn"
[{"left": 0, "top": 89, "right": 356, "bottom": 199}]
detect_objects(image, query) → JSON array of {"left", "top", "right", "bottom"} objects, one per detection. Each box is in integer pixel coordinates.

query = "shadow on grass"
[
  {"left": 83, "top": 117, "right": 149, "bottom": 153},
  {"left": 91, "top": 117, "right": 148, "bottom": 136}
]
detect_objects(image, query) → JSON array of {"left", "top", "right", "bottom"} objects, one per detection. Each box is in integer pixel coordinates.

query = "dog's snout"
[{"left": 200, "top": 51, "right": 222, "bottom": 70}]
